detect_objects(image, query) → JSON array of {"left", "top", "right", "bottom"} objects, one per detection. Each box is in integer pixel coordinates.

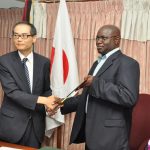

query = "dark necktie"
[{"left": 22, "top": 58, "right": 31, "bottom": 91}]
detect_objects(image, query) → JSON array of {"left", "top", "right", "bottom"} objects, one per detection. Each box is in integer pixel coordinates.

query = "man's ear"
[
  {"left": 114, "top": 36, "right": 121, "bottom": 45},
  {"left": 32, "top": 35, "right": 37, "bottom": 43}
]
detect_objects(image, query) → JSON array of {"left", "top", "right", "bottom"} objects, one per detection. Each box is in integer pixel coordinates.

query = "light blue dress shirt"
[{"left": 85, "top": 47, "right": 120, "bottom": 113}]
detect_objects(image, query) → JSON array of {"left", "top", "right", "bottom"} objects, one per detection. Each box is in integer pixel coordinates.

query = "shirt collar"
[
  {"left": 97, "top": 47, "right": 120, "bottom": 63},
  {"left": 18, "top": 51, "right": 33, "bottom": 62}
]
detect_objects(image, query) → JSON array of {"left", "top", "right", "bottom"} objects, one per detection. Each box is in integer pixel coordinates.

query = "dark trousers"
[{"left": 17, "top": 119, "right": 41, "bottom": 148}]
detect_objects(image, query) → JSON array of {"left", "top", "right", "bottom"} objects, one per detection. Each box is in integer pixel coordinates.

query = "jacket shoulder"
[
  {"left": 120, "top": 53, "right": 139, "bottom": 65},
  {"left": 0, "top": 51, "right": 17, "bottom": 62},
  {"left": 34, "top": 52, "right": 49, "bottom": 62}
]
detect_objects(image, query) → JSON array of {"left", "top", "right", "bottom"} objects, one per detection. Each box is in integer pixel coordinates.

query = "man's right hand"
[
  {"left": 46, "top": 96, "right": 64, "bottom": 116},
  {"left": 37, "top": 95, "right": 60, "bottom": 111},
  {"left": 77, "top": 75, "right": 94, "bottom": 89}
]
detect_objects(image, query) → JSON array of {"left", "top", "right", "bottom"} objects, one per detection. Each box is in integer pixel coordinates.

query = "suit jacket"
[
  {"left": 61, "top": 50, "right": 140, "bottom": 150},
  {"left": 0, "top": 51, "right": 52, "bottom": 143}
]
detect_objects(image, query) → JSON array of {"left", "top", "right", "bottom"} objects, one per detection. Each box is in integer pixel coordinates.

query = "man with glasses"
[
  {"left": 0, "top": 21, "right": 58, "bottom": 148},
  {"left": 60, "top": 25, "right": 140, "bottom": 150}
]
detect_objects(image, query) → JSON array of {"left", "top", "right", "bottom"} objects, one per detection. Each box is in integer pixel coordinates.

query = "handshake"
[
  {"left": 42, "top": 75, "right": 94, "bottom": 116},
  {"left": 37, "top": 95, "right": 63, "bottom": 116},
  {"left": 45, "top": 96, "right": 64, "bottom": 116}
]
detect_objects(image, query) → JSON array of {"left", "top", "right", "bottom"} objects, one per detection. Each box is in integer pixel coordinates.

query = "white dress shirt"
[{"left": 18, "top": 51, "right": 33, "bottom": 93}]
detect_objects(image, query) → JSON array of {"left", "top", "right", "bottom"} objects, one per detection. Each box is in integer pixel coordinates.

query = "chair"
[
  {"left": 0, "top": 83, "right": 4, "bottom": 107},
  {"left": 129, "top": 94, "right": 150, "bottom": 150}
]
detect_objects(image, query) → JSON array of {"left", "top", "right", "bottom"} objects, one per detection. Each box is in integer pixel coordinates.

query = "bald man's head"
[
  {"left": 100, "top": 25, "right": 120, "bottom": 37},
  {"left": 96, "top": 25, "right": 121, "bottom": 55}
]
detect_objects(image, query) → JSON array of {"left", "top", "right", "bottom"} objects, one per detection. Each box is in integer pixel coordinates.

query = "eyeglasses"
[
  {"left": 96, "top": 36, "right": 117, "bottom": 41},
  {"left": 12, "top": 34, "right": 34, "bottom": 39}
]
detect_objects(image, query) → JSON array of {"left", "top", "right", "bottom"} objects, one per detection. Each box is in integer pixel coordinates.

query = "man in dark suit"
[
  {"left": 60, "top": 25, "right": 140, "bottom": 150},
  {"left": 0, "top": 21, "right": 58, "bottom": 148}
]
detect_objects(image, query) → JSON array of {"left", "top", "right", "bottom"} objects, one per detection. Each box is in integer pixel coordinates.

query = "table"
[{"left": 0, "top": 141, "right": 36, "bottom": 150}]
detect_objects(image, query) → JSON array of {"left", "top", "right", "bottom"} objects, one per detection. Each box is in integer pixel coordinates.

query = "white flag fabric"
[{"left": 45, "top": 0, "right": 79, "bottom": 137}]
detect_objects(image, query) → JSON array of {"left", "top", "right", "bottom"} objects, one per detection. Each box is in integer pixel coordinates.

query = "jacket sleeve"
[
  {"left": 61, "top": 95, "right": 80, "bottom": 114},
  {"left": 89, "top": 59, "right": 140, "bottom": 108},
  {"left": 41, "top": 60, "right": 52, "bottom": 97},
  {"left": 0, "top": 60, "right": 39, "bottom": 110}
]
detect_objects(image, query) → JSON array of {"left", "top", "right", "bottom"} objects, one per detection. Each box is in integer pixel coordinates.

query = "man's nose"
[{"left": 17, "top": 36, "right": 24, "bottom": 41}]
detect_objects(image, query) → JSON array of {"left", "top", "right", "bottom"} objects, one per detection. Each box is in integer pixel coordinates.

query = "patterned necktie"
[{"left": 22, "top": 58, "right": 31, "bottom": 91}]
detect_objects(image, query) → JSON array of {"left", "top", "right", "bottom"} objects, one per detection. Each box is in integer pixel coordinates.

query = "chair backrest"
[
  {"left": 0, "top": 83, "right": 4, "bottom": 108},
  {"left": 129, "top": 94, "right": 150, "bottom": 150}
]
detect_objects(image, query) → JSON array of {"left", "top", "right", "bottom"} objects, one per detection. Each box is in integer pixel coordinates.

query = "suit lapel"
[
  {"left": 32, "top": 53, "right": 40, "bottom": 92},
  {"left": 88, "top": 61, "right": 98, "bottom": 75},
  {"left": 11, "top": 51, "right": 30, "bottom": 92},
  {"left": 96, "top": 50, "right": 122, "bottom": 77}
]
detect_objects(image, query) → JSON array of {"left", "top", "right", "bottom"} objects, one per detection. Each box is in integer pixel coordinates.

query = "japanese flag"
[{"left": 45, "top": 0, "right": 79, "bottom": 137}]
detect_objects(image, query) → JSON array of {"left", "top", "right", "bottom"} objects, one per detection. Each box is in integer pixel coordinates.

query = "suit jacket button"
[{"left": 28, "top": 115, "right": 32, "bottom": 119}]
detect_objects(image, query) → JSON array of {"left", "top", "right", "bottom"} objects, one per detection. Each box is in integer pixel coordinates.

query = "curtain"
[
  {"left": 0, "top": 0, "right": 150, "bottom": 149},
  {"left": 121, "top": 0, "right": 150, "bottom": 41}
]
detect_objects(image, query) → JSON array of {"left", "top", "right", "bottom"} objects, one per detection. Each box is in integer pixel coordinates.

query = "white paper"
[{"left": 0, "top": 147, "right": 22, "bottom": 150}]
